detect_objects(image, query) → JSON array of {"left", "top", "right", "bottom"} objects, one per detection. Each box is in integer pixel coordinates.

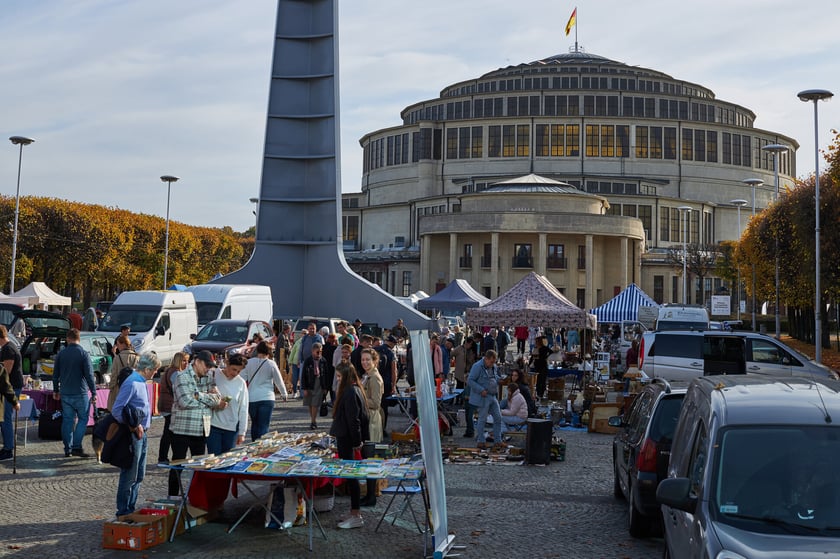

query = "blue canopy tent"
[
  {"left": 590, "top": 283, "right": 659, "bottom": 323},
  {"left": 416, "top": 279, "right": 489, "bottom": 314}
]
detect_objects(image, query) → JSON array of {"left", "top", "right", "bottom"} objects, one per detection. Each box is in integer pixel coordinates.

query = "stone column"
[
  {"left": 449, "top": 233, "right": 458, "bottom": 283},
  {"left": 585, "top": 234, "right": 594, "bottom": 309},
  {"left": 537, "top": 233, "right": 547, "bottom": 276},
  {"left": 620, "top": 237, "right": 628, "bottom": 287},
  {"left": 491, "top": 232, "right": 500, "bottom": 297},
  {"left": 421, "top": 234, "right": 431, "bottom": 293}
]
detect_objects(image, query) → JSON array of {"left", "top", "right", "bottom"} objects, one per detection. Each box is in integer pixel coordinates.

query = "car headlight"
[{"left": 133, "top": 339, "right": 143, "bottom": 348}]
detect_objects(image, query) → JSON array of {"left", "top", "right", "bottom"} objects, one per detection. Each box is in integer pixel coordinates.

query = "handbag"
[{"left": 319, "top": 395, "right": 329, "bottom": 417}]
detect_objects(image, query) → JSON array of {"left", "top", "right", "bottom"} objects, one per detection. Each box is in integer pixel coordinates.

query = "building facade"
[{"left": 342, "top": 50, "right": 797, "bottom": 310}]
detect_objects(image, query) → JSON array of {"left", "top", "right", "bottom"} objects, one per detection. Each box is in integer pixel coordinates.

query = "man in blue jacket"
[
  {"left": 467, "top": 349, "right": 501, "bottom": 445},
  {"left": 53, "top": 328, "right": 97, "bottom": 458}
]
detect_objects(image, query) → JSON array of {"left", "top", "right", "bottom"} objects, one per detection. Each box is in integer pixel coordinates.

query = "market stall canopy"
[
  {"left": 0, "top": 292, "right": 39, "bottom": 308},
  {"left": 13, "top": 281, "right": 71, "bottom": 307},
  {"left": 590, "top": 283, "right": 659, "bottom": 323},
  {"left": 416, "top": 279, "right": 489, "bottom": 313},
  {"left": 465, "top": 272, "right": 596, "bottom": 329}
]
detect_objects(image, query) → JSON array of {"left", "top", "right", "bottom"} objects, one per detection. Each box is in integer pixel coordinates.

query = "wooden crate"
[{"left": 587, "top": 403, "right": 622, "bottom": 434}]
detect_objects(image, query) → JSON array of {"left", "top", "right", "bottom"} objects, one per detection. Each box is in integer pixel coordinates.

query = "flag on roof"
[{"left": 565, "top": 7, "right": 577, "bottom": 36}]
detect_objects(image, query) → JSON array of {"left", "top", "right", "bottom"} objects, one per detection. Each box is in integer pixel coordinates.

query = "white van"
[
  {"left": 655, "top": 304, "right": 710, "bottom": 331},
  {"left": 186, "top": 284, "right": 273, "bottom": 328},
  {"left": 99, "top": 290, "right": 198, "bottom": 366}
]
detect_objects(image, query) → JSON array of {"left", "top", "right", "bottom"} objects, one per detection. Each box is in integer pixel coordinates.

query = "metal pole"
[
  {"left": 773, "top": 153, "right": 781, "bottom": 339},
  {"left": 798, "top": 89, "right": 833, "bottom": 363},
  {"left": 683, "top": 217, "right": 687, "bottom": 304},
  {"left": 10, "top": 143, "right": 23, "bottom": 294},
  {"left": 813, "top": 99, "right": 822, "bottom": 362},
  {"left": 164, "top": 181, "right": 171, "bottom": 290},
  {"left": 736, "top": 206, "right": 741, "bottom": 321},
  {"left": 160, "top": 175, "right": 179, "bottom": 291}
]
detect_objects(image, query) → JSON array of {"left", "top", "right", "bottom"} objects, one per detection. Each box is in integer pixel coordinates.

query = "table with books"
[
  {"left": 160, "top": 431, "right": 427, "bottom": 551},
  {"left": 386, "top": 388, "right": 463, "bottom": 435}
]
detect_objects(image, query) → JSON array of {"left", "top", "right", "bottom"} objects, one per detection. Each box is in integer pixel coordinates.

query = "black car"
[
  {"left": 187, "top": 319, "right": 274, "bottom": 360},
  {"left": 609, "top": 378, "right": 687, "bottom": 537}
]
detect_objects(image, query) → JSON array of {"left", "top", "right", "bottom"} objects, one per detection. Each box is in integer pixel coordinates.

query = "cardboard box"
[
  {"left": 587, "top": 403, "right": 622, "bottom": 434},
  {"left": 146, "top": 500, "right": 210, "bottom": 537},
  {"left": 103, "top": 514, "right": 167, "bottom": 550}
]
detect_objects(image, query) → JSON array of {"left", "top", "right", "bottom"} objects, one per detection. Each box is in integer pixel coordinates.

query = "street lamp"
[
  {"left": 677, "top": 206, "right": 692, "bottom": 304},
  {"left": 798, "top": 89, "right": 833, "bottom": 364},
  {"left": 160, "top": 175, "right": 180, "bottom": 290},
  {"left": 762, "top": 143, "right": 790, "bottom": 340},
  {"left": 730, "top": 199, "right": 748, "bottom": 321},
  {"left": 742, "top": 178, "right": 763, "bottom": 331},
  {"left": 8, "top": 136, "right": 35, "bottom": 294}
]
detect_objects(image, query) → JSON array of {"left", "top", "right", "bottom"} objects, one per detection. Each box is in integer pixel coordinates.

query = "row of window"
[
  {"left": 459, "top": 243, "right": 588, "bottom": 271},
  {"left": 440, "top": 69, "right": 712, "bottom": 101},
  {"left": 652, "top": 275, "right": 727, "bottom": 305},
  {"left": 373, "top": 124, "right": 778, "bottom": 171},
  {"left": 404, "top": 94, "right": 750, "bottom": 127}
]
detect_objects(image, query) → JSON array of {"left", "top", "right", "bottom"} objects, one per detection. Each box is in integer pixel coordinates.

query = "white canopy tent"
[{"left": 13, "top": 281, "right": 72, "bottom": 307}]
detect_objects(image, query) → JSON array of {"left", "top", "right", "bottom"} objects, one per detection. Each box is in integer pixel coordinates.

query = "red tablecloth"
[
  {"left": 188, "top": 471, "right": 339, "bottom": 511},
  {"left": 23, "top": 383, "right": 159, "bottom": 427}
]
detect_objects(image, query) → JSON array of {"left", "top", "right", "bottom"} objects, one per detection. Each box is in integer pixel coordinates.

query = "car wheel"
[{"left": 628, "top": 485, "right": 651, "bottom": 538}]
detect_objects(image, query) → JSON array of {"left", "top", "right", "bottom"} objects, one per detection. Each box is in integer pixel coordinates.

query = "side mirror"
[
  {"left": 656, "top": 477, "right": 697, "bottom": 513},
  {"left": 155, "top": 325, "right": 166, "bottom": 337},
  {"left": 190, "top": 333, "right": 196, "bottom": 340},
  {"left": 608, "top": 415, "right": 624, "bottom": 428}
]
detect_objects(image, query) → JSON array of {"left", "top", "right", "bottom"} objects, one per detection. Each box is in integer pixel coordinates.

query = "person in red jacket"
[{"left": 514, "top": 326, "right": 529, "bottom": 356}]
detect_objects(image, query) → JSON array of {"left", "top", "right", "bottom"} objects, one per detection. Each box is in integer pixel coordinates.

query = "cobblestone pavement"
[{"left": 0, "top": 395, "right": 664, "bottom": 558}]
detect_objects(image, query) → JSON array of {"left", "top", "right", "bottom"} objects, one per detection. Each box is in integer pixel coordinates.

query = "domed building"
[{"left": 341, "top": 50, "right": 797, "bottom": 310}]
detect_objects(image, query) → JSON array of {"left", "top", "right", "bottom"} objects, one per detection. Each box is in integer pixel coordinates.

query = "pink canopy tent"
[{"left": 465, "top": 272, "right": 596, "bottom": 329}]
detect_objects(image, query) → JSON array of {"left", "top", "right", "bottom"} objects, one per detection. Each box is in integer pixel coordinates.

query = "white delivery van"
[
  {"left": 98, "top": 290, "right": 198, "bottom": 366},
  {"left": 186, "top": 284, "right": 273, "bottom": 328},
  {"left": 655, "top": 304, "right": 710, "bottom": 331}
]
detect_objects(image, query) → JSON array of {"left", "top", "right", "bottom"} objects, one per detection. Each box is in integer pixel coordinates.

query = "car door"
[
  {"left": 745, "top": 337, "right": 805, "bottom": 376},
  {"left": 666, "top": 420, "right": 709, "bottom": 558},
  {"left": 617, "top": 390, "right": 653, "bottom": 496}
]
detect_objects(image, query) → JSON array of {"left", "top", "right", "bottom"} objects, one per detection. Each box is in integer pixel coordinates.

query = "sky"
[{"left": 1, "top": 0, "right": 839, "bottom": 232}]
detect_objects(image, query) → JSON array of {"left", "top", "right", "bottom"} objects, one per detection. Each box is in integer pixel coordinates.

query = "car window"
[
  {"left": 91, "top": 337, "right": 110, "bottom": 357},
  {"left": 687, "top": 423, "right": 708, "bottom": 498},
  {"left": 256, "top": 323, "right": 273, "bottom": 340},
  {"left": 627, "top": 391, "right": 653, "bottom": 443},
  {"left": 748, "top": 339, "right": 799, "bottom": 366},
  {"left": 651, "top": 334, "right": 702, "bottom": 359},
  {"left": 221, "top": 305, "right": 232, "bottom": 319},
  {"left": 159, "top": 313, "right": 171, "bottom": 332},
  {"left": 649, "top": 394, "right": 685, "bottom": 443}
]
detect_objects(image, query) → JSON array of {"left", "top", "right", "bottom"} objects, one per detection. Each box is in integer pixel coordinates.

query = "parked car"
[
  {"left": 186, "top": 319, "right": 273, "bottom": 360},
  {"left": 609, "top": 378, "right": 688, "bottom": 537},
  {"left": 658, "top": 375, "right": 840, "bottom": 558},
  {"left": 13, "top": 311, "right": 112, "bottom": 383},
  {"left": 79, "top": 332, "right": 113, "bottom": 384},
  {"left": 638, "top": 330, "right": 837, "bottom": 381},
  {"left": 292, "top": 317, "right": 346, "bottom": 336}
]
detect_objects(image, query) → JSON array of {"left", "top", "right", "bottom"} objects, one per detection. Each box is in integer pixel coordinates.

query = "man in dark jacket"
[
  {"left": 53, "top": 328, "right": 97, "bottom": 458},
  {"left": 0, "top": 325, "right": 22, "bottom": 461},
  {"left": 300, "top": 343, "right": 329, "bottom": 429}
]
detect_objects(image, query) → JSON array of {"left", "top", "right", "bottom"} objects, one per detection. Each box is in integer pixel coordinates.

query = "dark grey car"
[{"left": 658, "top": 375, "right": 840, "bottom": 558}]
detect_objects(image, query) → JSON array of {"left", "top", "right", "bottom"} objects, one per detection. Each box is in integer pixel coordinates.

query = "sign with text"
[{"left": 711, "top": 295, "right": 731, "bottom": 316}]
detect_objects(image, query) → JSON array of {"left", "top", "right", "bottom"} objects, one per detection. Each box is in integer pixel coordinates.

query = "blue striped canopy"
[{"left": 590, "top": 283, "right": 659, "bottom": 323}]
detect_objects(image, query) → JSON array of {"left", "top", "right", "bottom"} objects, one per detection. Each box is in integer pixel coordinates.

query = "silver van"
[
  {"left": 658, "top": 375, "right": 840, "bottom": 558},
  {"left": 638, "top": 330, "right": 837, "bottom": 381}
]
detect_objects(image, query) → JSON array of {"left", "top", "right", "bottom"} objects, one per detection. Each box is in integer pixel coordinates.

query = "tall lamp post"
[
  {"left": 798, "top": 88, "right": 833, "bottom": 364},
  {"left": 8, "top": 136, "right": 35, "bottom": 294},
  {"left": 742, "top": 178, "right": 763, "bottom": 331},
  {"left": 160, "top": 175, "right": 180, "bottom": 290},
  {"left": 762, "top": 144, "right": 789, "bottom": 340},
  {"left": 730, "top": 199, "right": 748, "bottom": 322},
  {"left": 677, "top": 205, "right": 692, "bottom": 304}
]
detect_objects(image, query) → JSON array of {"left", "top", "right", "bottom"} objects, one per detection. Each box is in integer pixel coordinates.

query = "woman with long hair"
[
  {"left": 329, "top": 363, "right": 369, "bottom": 529},
  {"left": 359, "top": 348, "right": 383, "bottom": 507},
  {"left": 157, "top": 351, "right": 188, "bottom": 464}
]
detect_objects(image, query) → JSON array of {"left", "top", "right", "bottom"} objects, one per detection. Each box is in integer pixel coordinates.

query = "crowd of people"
[{"left": 21, "top": 318, "right": 602, "bottom": 528}]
